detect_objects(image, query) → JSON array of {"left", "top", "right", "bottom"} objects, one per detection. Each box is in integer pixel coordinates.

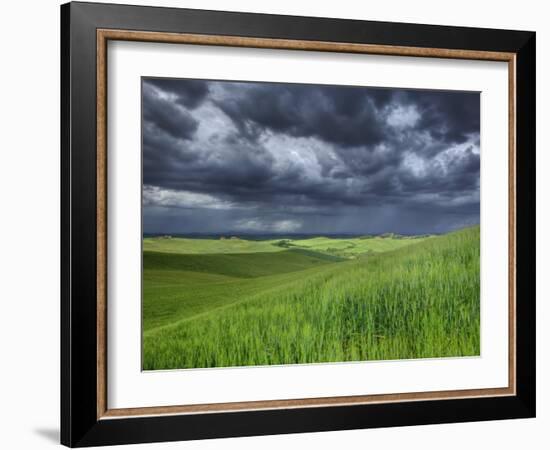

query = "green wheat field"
[{"left": 142, "top": 226, "right": 480, "bottom": 370}]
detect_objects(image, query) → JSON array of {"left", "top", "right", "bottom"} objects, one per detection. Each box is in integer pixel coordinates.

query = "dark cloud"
[
  {"left": 144, "top": 78, "right": 210, "bottom": 109},
  {"left": 404, "top": 90, "right": 480, "bottom": 145},
  {"left": 142, "top": 78, "right": 480, "bottom": 235},
  {"left": 142, "top": 83, "right": 199, "bottom": 140},
  {"left": 214, "top": 83, "right": 389, "bottom": 148}
]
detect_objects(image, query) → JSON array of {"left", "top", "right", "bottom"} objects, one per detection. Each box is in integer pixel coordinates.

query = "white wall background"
[{"left": 0, "top": 0, "right": 546, "bottom": 448}]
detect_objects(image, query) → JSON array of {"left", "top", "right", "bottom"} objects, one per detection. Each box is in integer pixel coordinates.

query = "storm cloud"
[{"left": 142, "top": 77, "right": 480, "bottom": 235}]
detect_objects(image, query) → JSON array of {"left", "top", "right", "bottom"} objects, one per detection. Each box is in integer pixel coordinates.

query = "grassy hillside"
[
  {"left": 142, "top": 226, "right": 480, "bottom": 370},
  {"left": 143, "top": 249, "right": 336, "bottom": 279},
  {"left": 143, "top": 250, "right": 338, "bottom": 330}
]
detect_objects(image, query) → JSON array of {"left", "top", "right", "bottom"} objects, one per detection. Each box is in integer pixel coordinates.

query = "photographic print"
[
  {"left": 141, "top": 78, "right": 480, "bottom": 371},
  {"left": 62, "top": 7, "right": 535, "bottom": 444}
]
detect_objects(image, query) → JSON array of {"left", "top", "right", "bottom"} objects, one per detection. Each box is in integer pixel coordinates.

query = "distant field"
[
  {"left": 143, "top": 237, "right": 285, "bottom": 254},
  {"left": 142, "top": 227, "right": 480, "bottom": 370},
  {"left": 143, "top": 233, "right": 429, "bottom": 258},
  {"left": 286, "top": 235, "right": 431, "bottom": 258}
]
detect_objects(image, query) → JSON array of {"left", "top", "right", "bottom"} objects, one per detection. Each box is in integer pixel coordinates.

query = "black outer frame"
[{"left": 60, "top": 1, "right": 535, "bottom": 447}]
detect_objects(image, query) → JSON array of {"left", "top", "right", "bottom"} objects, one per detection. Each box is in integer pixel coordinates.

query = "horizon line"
[{"left": 142, "top": 224, "right": 479, "bottom": 238}]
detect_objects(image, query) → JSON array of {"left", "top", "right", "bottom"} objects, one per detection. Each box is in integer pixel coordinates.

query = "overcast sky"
[{"left": 142, "top": 78, "right": 480, "bottom": 235}]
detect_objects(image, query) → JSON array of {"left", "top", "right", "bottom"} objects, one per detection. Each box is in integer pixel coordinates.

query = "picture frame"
[{"left": 61, "top": 1, "right": 535, "bottom": 447}]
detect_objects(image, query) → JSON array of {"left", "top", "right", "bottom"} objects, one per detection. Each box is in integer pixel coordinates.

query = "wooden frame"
[{"left": 62, "top": 1, "right": 535, "bottom": 447}]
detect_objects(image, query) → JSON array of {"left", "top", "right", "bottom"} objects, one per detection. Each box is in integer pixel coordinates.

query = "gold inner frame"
[{"left": 96, "top": 29, "right": 517, "bottom": 420}]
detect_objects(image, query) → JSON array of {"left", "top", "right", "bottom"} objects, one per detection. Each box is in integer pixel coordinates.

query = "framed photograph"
[{"left": 61, "top": 1, "right": 535, "bottom": 447}]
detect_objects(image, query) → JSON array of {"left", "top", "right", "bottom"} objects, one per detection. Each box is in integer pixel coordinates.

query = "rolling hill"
[{"left": 142, "top": 226, "right": 480, "bottom": 370}]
